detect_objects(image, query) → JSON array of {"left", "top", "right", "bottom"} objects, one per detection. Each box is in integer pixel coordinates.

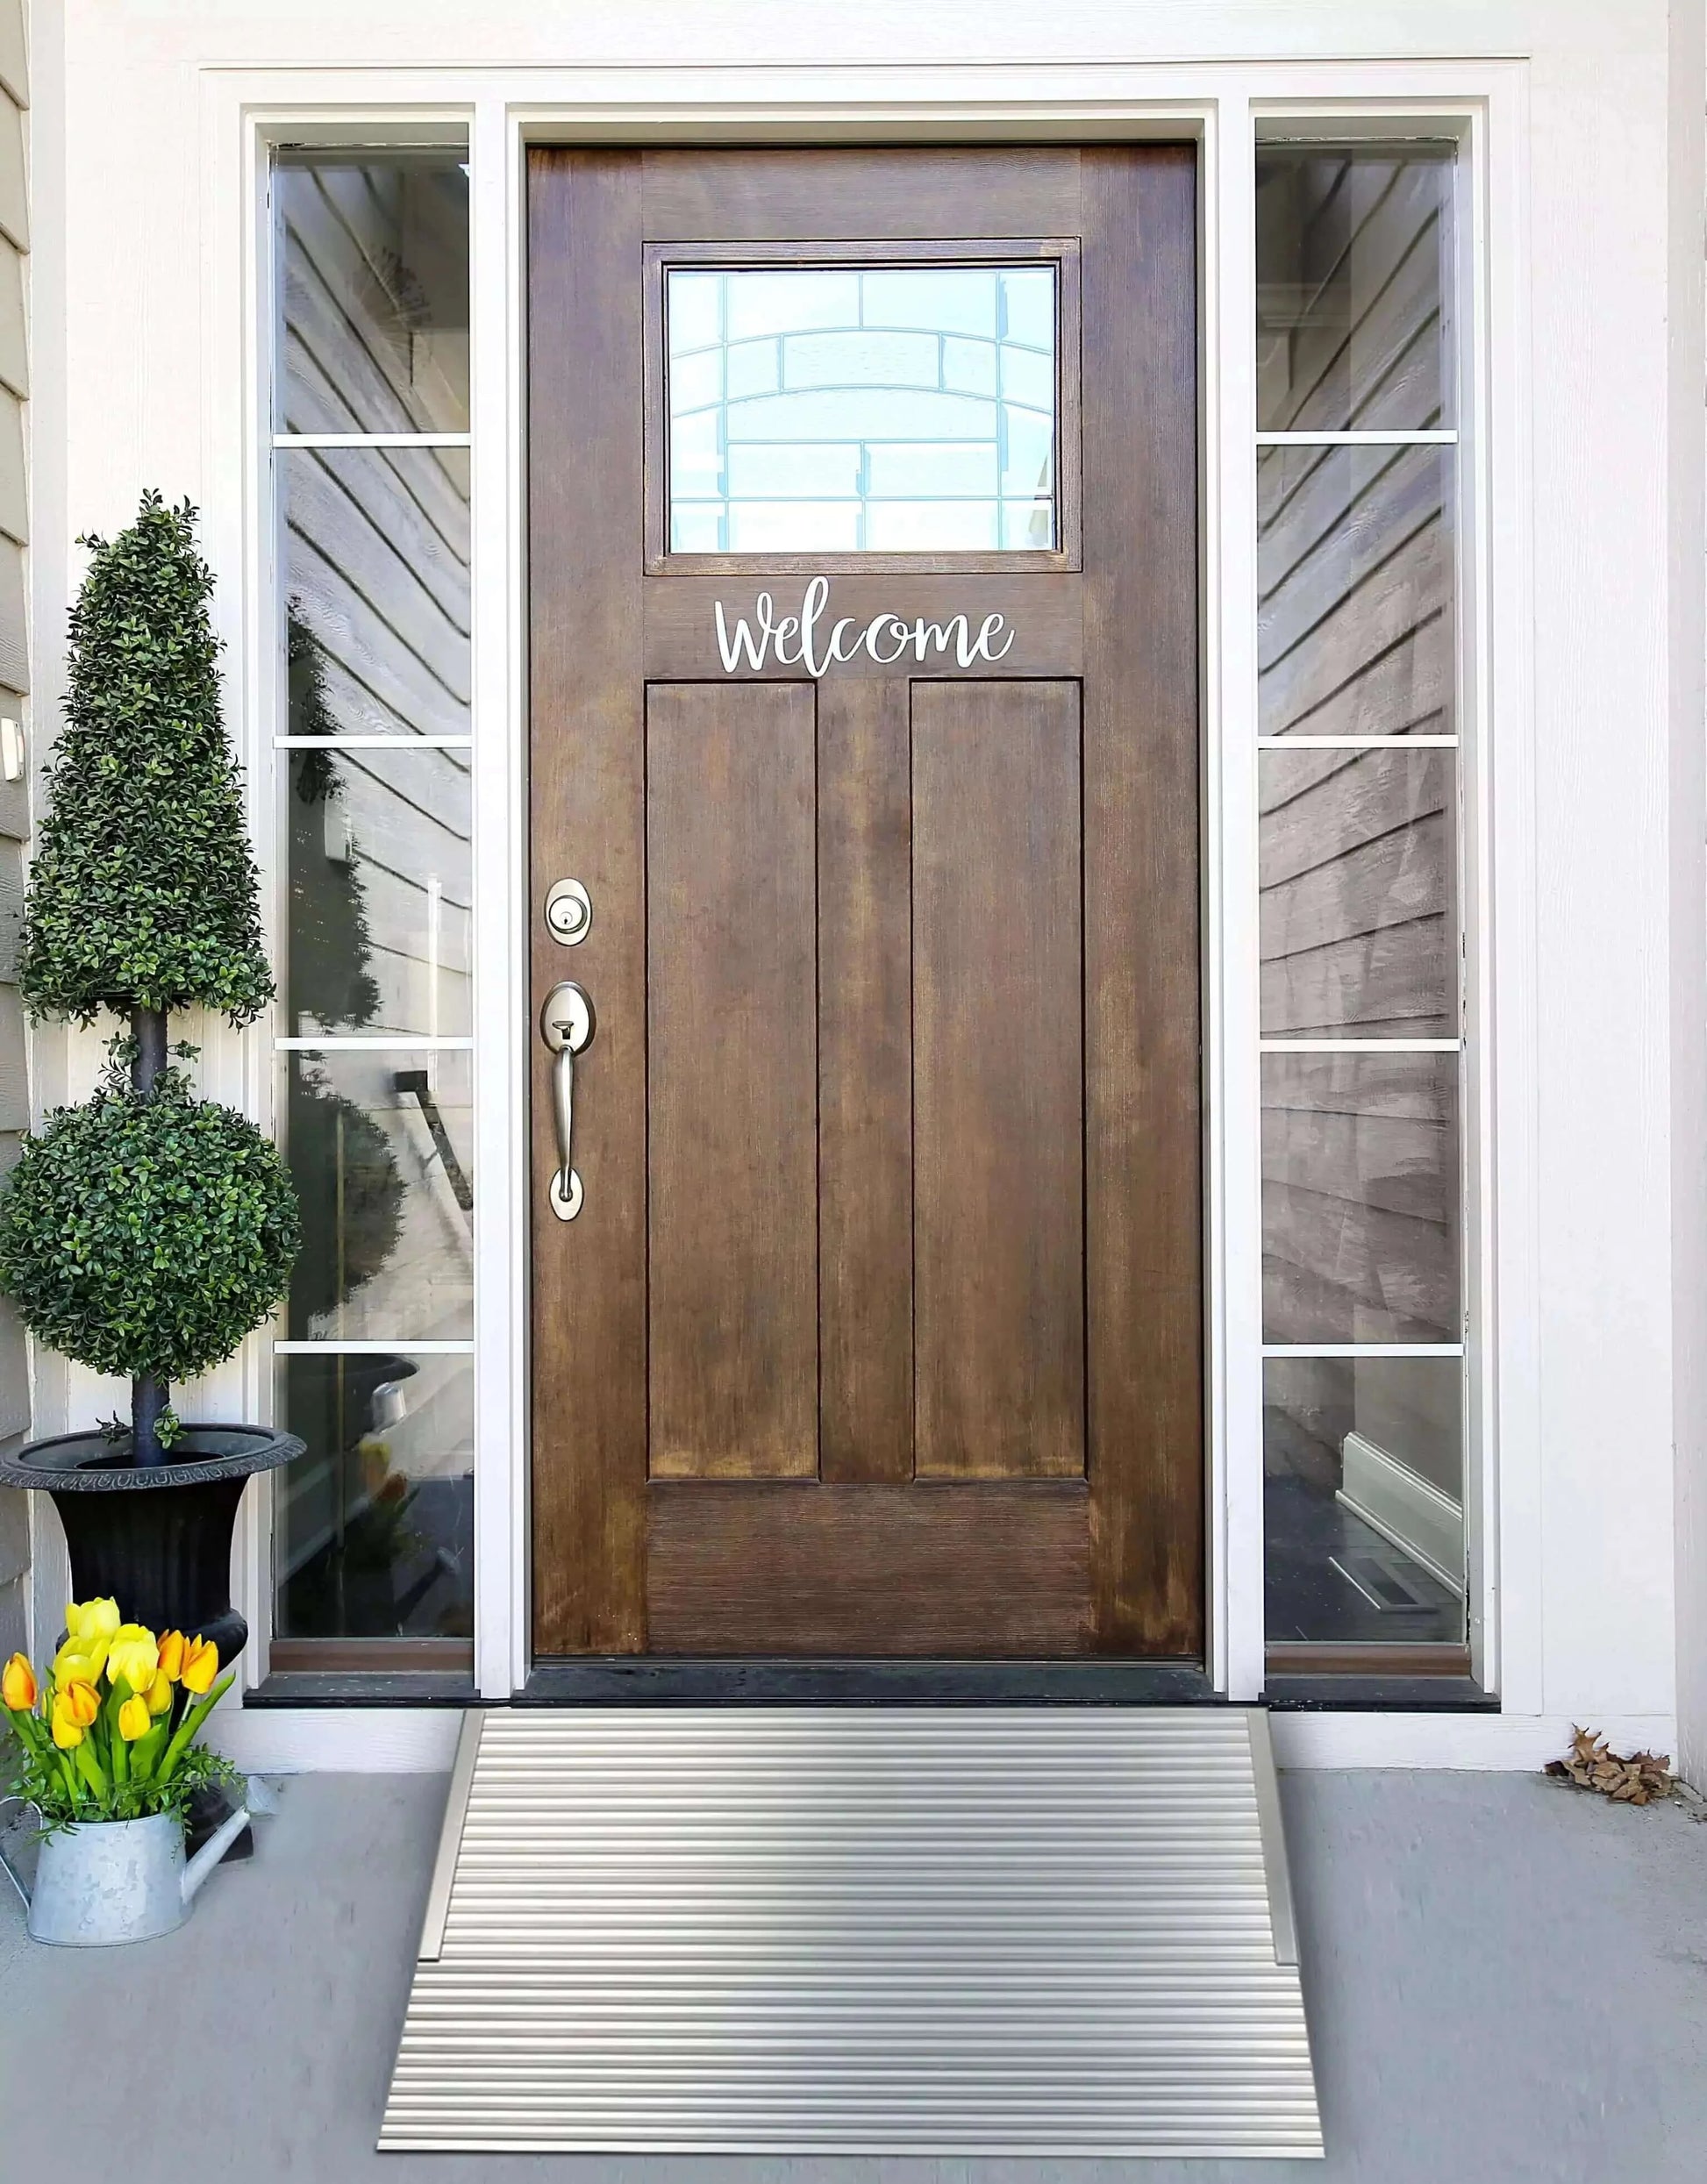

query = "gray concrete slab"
[{"left": 1, "top": 1766, "right": 1703, "bottom": 2181}]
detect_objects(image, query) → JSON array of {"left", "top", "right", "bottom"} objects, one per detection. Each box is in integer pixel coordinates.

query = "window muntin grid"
[
  {"left": 1254, "top": 142, "right": 1468, "bottom": 1657},
  {"left": 269, "top": 148, "right": 475, "bottom": 1650}
]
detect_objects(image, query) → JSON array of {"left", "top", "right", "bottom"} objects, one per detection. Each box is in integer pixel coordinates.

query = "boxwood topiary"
[
  {"left": 18, "top": 491, "right": 274, "bottom": 1025},
  {"left": 0, "top": 1050, "right": 300, "bottom": 1431},
  {"left": 1, "top": 493, "right": 299, "bottom": 1463}
]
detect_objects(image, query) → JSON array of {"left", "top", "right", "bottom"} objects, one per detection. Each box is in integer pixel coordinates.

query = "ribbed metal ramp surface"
[{"left": 381, "top": 1708, "right": 1320, "bottom": 2157}]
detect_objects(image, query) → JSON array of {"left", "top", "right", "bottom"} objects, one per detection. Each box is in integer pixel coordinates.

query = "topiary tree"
[{"left": 0, "top": 493, "right": 298, "bottom": 1463}]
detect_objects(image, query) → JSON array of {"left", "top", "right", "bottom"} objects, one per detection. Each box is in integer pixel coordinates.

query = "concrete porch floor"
[{"left": 1, "top": 1766, "right": 1704, "bottom": 2181}]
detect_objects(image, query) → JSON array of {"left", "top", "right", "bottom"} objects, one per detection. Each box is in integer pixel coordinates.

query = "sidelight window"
[
  {"left": 268, "top": 149, "right": 475, "bottom": 1670},
  {"left": 1253, "top": 142, "right": 1470, "bottom": 1671}
]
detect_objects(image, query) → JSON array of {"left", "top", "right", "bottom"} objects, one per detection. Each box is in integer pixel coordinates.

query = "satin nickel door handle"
[{"left": 540, "top": 981, "right": 596, "bottom": 1222}]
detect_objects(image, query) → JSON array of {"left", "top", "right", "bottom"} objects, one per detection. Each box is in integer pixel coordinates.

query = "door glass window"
[{"left": 666, "top": 264, "right": 1059, "bottom": 553}]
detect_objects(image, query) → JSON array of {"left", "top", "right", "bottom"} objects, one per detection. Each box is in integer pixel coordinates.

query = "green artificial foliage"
[
  {"left": 0, "top": 1048, "right": 300, "bottom": 1398},
  {"left": 18, "top": 491, "right": 274, "bottom": 1024}
]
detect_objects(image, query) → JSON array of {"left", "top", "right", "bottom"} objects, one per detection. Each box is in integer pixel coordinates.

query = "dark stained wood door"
[{"left": 528, "top": 146, "right": 1201, "bottom": 1661}]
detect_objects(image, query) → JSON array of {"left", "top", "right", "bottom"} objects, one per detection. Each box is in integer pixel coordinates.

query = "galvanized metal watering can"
[{"left": 0, "top": 1800, "right": 249, "bottom": 1945}]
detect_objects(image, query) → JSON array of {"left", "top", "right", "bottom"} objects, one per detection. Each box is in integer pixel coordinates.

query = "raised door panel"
[
  {"left": 911, "top": 680, "right": 1086, "bottom": 1480},
  {"left": 646, "top": 682, "right": 820, "bottom": 1479}
]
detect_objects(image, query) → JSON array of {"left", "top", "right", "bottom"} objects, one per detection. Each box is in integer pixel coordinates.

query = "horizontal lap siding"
[
  {"left": 1257, "top": 153, "right": 1459, "bottom": 1357},
  {"left": 0, "top": 0, "right": 26, "bottom": 1664}
]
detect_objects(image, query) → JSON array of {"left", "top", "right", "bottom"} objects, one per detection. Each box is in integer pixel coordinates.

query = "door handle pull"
[{"left": 540, "top": 981, "right": 596, "bottom": 1221}]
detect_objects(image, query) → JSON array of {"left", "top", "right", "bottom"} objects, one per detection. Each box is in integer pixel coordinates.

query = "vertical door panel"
[
  {"left": 1082, "top": 146, "right": 1203, "bottom": 1652},
  {"left": 646, "top": 682, "right": 820, "bottom": 1479},
  {"left": 912, "top": 681, "right": 1086, "bottom": 1480},
  {"left": 529, "top": 151, "right": 648, "bottom": 1655}
]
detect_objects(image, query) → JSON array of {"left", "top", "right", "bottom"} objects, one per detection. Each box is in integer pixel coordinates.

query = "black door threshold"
[
  {"left": 518, "top": 1659, "right": 1220, "bottom": 1704},
  {"left": 1263, "top": 1674, "right": 1498, "bottom": 1712}
]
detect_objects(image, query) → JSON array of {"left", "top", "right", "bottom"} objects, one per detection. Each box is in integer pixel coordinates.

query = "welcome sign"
[{"left": 714, "top": 575, "right": 1017, "bottom": 679}]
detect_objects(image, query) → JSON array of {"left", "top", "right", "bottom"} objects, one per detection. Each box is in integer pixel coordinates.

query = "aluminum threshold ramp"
[{"left": 381, "top": 1707, "right": 1321, "bottom": 2158}]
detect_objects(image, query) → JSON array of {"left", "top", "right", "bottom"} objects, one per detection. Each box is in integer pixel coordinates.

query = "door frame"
[{"left": 198, "top": 61, "right": 1526, "bottom": 1732}]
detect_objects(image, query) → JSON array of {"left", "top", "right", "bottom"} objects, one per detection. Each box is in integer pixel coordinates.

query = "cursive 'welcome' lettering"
[{"left": 714, "top": 576, "right": 1017, "bottom": 678}]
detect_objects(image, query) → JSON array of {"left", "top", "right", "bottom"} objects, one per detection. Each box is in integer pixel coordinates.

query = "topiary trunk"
[{"left": 130, "top": 1005, "right": 171, "bottom": 1465}]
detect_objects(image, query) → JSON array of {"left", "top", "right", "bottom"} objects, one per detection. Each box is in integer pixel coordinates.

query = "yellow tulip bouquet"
[{"left": 1, "top": 1596, "right": 239, "bottom": 1828}]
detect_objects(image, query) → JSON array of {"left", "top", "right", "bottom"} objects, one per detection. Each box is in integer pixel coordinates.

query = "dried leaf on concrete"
[{"left": 1544, "top": 1725, "right": 1674, "bottom": 1805}]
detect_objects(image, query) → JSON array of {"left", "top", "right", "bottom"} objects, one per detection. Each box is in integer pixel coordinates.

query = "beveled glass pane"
[
  {"left": 1255, "top": 145, "right": 1454, "bottom": 432},
  {"left": 1262, "top": 1051, "right": 1460, "bottom": 1344},
  {"left": 275, "top": 1353, "right": 473, "bottom": 1641},
  {"left": 285, "top": 1049, "right": 473, "bottom": 1342},
  {"left": 276, "top": 152, "right": 469, "bottom": 435},
  {"left": 285, "top": 746, "right": 471, "bottom": 1040},
  {"left": 282, "top": 447, "right": 470, "bottom": 740},
  {"left": 1261, "top": 747, "right": 1456, "bottom": 1038},
  {"left": 667, "top": 263, "right": 1057, "bottom": 553},
  {"left": 1265, "top": 1354, "right": 1464, "bottom": 1646},
  {"left": 1258, "top": 443, "right": 1453, "bottom": 739}
]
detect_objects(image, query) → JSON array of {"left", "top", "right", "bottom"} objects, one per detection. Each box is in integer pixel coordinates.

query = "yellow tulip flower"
[
  {"left": 52, "top": 1636, "right": 107, "bottom": 1688},
  {"left": 59, "top": 1678, "right": 100, "bottom": 1729},
  {"left": 156, "top": 1630, "right": 185, "bottom": 1682},
  {"left": 146, "top": 1668, "right": 174, "bottom": 1716},
  {"left": 51, "top": 1692, "right": 88, "bottom": 1749},
  {"left": 105, "top": 1624, "right": 160, "bottom": 1695},
  {"left": 1, "top": 1652, "right": 35, "bottom": 1712},
  {"left": 118, "top": 1693, "right": 151, "bottom": 1742},
  {"left": 65, "top": 1597, "right": 120, "bottom": 1646},
  {"left": 180, "top": 1635, "right": 220, "bottom": 1695}
]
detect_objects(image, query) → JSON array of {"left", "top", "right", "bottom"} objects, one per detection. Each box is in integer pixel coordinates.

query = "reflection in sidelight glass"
[
  {"left": 1261, "top": 1050, "right": 1460, "bottom": 1345},
  {"left": 1260, "top": 746, "right": 1457, "bottom": 1038},
  {"left": 1264, "top": 1354, "right": 1464, "bottom": 1648},
  {"left": 285, "top": 742, "right": 471, "bottom": 1040},
  {"left": 1255, "top": 146, "right": 1455, "bottom": 434},
  {"left": 273, "top": 145, "right": 475, "bottom": 1668},
  {"left": 667, "top": 263, "right": 1058, "bottom": 553},
  {"left": 1257, "top": 139, "right": 1467, "bottom": 1669},
  {"left": 276, "top": 153, "right": 470, "bottom": 436},
  {"left": 275, "top": 1353, "right": 474, "bottom": 1642},
  {"left": 280, "top": 446, "right": 470, "bottom": 740},
  {"left": 1258, "top": 445, "right": 1454, "bottom": 741},
  {"left": 284, "top": 1048, "right": 473, "bottom": 1344}
]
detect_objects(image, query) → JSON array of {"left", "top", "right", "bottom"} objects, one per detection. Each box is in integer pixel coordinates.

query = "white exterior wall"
[{"left": 19, "top": 0, "right": 1705, "bottom": 1770}]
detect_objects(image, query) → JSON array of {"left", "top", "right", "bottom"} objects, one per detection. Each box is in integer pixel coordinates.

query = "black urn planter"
[{"left": 0, "top": 1425, "right": 304, "bottom": 1659}]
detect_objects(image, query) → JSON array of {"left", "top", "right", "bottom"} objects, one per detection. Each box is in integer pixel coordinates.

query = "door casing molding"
[{"left": 169, "top": 54, "right": 1535, "bottom": 1737}]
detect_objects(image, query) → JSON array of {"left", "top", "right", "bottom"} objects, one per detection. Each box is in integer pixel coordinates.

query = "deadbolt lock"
[{"left": 545, "top": 877, "right": 592, "bottom": 946}]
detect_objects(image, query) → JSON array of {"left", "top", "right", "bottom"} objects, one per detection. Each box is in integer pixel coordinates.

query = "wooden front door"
[{"left": 528, "top": 146, "right": 1201, "bottom": 1664}]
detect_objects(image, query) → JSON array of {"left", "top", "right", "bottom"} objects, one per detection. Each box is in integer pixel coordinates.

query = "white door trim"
[{"left": 123, "top": 45, "right": 1537, "bottom": 1759}]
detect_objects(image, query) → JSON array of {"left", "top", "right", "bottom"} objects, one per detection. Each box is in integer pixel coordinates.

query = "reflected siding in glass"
[
  {"left": 275, "top": 1353, "right": 474, "bottom": 1641},
  {"left": 281, "top": 446, "right": 470, "bottom": 740},
  {"left": 285, "top": 745, "right": 471, "bottom": 1040},
  {"left": 1258, "top": 444, "right": 1454, "bottom": 741},
  {"left": 284, "top": 1049, "right": 474, "bottom": 1343},
  {"left": 1260, "top": 746, "right": 1457, "bottom": 1038},
  {"left": 1264, "top": 1354, "right": 1464, "bottom": 1647},
  {"left": 1255, "top": 147, "right": 1454, "bottom": 434},
  {"left": 1261, "top": 1051, "right": 1460, "bottom": 1345},
  {"left": 276, "top": 153, "right": 470, "bottom": 436},
  {"left": 667, "top": 263, "right": 1057, "bottom": 553}
]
